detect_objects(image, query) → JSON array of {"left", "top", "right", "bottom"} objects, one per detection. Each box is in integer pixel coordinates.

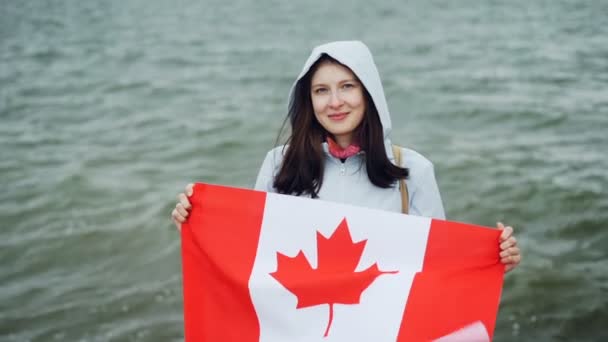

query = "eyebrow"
[{"left": 311, "top": 79, "right": 359, "bottom": 88}]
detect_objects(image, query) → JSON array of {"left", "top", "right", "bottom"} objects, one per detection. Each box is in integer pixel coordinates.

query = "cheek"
[
  {"left": 350, "top": 92, "right": 366, "bottom": 123},
  {"left": 311, "top": 96, "right": 326, "bottom": 115},
  {"left": 341, "top": 89, "right": 365, "bottom": 109},
  {"left": 351, "top": 90, "right": 365, "bottom": 109}
]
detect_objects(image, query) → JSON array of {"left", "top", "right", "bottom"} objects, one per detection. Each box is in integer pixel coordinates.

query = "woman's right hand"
[{"left": 171, "top": 183, "right": 194, "bottom": 231}]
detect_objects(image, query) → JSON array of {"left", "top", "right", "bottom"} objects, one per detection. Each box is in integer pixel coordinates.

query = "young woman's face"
[{"left": 310, "top": 62, "right": 366, "bottom": 147}]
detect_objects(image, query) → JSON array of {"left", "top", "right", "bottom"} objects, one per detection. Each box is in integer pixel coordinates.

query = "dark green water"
[{"left": 1, "top": 0, "right": 607, "bottom": 341}]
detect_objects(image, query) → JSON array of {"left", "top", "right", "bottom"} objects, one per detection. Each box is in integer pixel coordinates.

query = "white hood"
[
  {"left": 257, "top": 41, "right": 445, "bottom": 218},
  {"left": 288, "top": 41, "right": 394, "bottom": 152}
]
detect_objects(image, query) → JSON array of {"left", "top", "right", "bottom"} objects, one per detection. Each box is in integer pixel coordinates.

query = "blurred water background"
[{"left": 1, "top": 0, "right": 607, "bottom": 341}]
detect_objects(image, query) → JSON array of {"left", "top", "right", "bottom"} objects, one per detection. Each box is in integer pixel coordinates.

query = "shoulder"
[
  {"left": 394, "top": 146, "right": 445, "bottom": 219},
  {"left": 396, "top": 146, "right": 435, "bottom": 171},
  {"left": 255, "top": 145, "right": 288, "bottom": 192},
  {"left": 259, "top": 145, "right": 288, "bottom": 171},
  {"left": 268, "top": 145, "right": 287, "bottom": 156},
  {"left": 397, "top": 146, "right": 438, "bottom": 190},
  {"left": 264, "top": 145, "right": 287, "bottom": 162}
]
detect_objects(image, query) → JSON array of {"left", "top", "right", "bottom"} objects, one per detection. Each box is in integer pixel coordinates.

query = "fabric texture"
[
  {"left": 326, "top": 137, "right": 361, "bottom": 159},
  {"left": 181, "top": 183, "right": 504, "bottom": 341}
]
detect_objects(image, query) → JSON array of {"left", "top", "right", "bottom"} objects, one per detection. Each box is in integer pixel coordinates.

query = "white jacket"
[{"left": 254, "top": 41, "right": 445, "bottom": 219}]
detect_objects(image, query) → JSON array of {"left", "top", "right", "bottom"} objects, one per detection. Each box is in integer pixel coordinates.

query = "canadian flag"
[{"left": 181, "top": 183, "right": 504, "bottom": 342}]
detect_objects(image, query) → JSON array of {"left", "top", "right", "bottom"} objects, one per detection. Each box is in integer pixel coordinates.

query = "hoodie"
[{"left": 254, "top": 41, "right": 445, "bottom": 219}]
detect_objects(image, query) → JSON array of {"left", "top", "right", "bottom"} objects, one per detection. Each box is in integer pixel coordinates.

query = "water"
[{"left": 1, "top": 0, "right": 607, "bottom": 341}]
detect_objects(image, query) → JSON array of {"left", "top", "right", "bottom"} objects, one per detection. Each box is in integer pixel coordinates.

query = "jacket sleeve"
[
  {"left": 408, "top": 161, "right": 446, "bottom": 220},
  {"left": 254, "top": 150, "right": 278, "bottom": 193}
]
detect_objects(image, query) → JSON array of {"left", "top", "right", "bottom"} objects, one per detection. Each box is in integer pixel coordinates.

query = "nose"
[{"left": 328, "top": 91, "right": 344, "bottom": 108}]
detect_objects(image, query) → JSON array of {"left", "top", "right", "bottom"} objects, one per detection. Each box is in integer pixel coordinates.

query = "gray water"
[{"left": 1, "top": 0, "right": 607, "bottom": 341}]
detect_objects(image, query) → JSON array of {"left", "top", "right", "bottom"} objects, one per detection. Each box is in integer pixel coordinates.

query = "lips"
[{"left": 328, "top": 112, "right": 348, "bottom": 121}]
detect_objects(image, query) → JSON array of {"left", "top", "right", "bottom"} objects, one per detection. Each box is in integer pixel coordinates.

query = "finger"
[
  {"left": 501, "top": 255, "right": 514, "bottom": 264},
  {"left": 175, "top": 203, "right": 189, "bottom": 217},
  {"left": 172, "top": 208, "right": 186, "bottom": 223},
  {"left": 497, "top": 222, "right": 505, "bottom": 230},
  {"left": 505, "top": 264, "right": 515, "bottom": 273},
  {"left": 172, "top": 216, "right": 182, "bottom": 231},
  {"left": 500, "top": 226, "right": 513, "bottom": 241},
  {"left": 500, "top": 236, "right": 517, "bottom": 250},
  {"left": 177, "top": 193, "right": 192, "bottom": 209},
  {"left": 501, "top": 253, "right": 522, "bottom": 265},
  {"left": 186, "top": 183, "right": 194, "bottom": 196},
  {"left": 499, "top": 246, "right": 520, "bottom": 258},
  {"left": 512, "top": 254, "right": 521, "bottom": 264}
]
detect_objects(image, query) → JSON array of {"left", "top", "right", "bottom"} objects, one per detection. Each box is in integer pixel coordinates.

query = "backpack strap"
[{"left": 392, "top": 145, "right": 409, "bottom": 214}]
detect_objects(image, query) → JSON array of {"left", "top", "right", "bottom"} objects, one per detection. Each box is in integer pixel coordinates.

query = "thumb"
[
  {"left": 186, "top": 183, "right": 194, "bottom": 196},
  {"left": 497, "top": 222, "right": 505, "bottom": 230}
]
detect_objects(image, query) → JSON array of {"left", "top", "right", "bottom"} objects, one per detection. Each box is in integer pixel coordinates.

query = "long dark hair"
[{"left": 274, "top": 54, "right": 408, "bottom": 197}]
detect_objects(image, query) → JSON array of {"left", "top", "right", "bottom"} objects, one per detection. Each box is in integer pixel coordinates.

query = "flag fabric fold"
[{"left": 181, "top": 183, "right": 504, "bottom": 342}]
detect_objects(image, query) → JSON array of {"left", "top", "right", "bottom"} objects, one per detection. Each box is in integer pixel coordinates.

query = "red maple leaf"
[{"left": 269, "top": 217, "right": 398, "bottom": 337}]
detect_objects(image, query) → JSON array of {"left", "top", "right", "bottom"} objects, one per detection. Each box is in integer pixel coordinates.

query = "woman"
[{"left": 171, "top": 41, "right": 521, "bottom": 272}]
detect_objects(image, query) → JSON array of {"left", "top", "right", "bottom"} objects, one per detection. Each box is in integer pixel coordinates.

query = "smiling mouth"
[{"left": 328, "top": 112, "right": 348, "bottom": 121}]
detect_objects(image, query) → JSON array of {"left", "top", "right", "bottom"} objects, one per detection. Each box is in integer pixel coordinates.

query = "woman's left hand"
[{"left": 498, "top": 222, "right": 521, "bottom": 273}]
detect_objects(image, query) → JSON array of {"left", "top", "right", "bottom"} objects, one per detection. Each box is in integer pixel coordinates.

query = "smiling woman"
[
  {"left": 171, "top": 40, "right": 521, "bottom": 273},
  {"left": 272, "top": 51, "right": 411, "bottom": 198}
]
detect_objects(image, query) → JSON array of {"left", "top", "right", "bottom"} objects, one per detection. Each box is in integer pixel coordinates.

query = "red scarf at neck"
[{"left": 326, "top": 137, "right": 361, "bottom": 159}]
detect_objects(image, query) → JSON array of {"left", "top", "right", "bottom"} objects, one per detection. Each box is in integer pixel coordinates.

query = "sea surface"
[{"left": 1, "top": 0, "right": 607, "bottom": 341}]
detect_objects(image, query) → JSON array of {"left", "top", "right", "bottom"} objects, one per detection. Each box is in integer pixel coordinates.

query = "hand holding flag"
[{"left": 180, "top": 183, "right": 506, "bottom": 341}]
